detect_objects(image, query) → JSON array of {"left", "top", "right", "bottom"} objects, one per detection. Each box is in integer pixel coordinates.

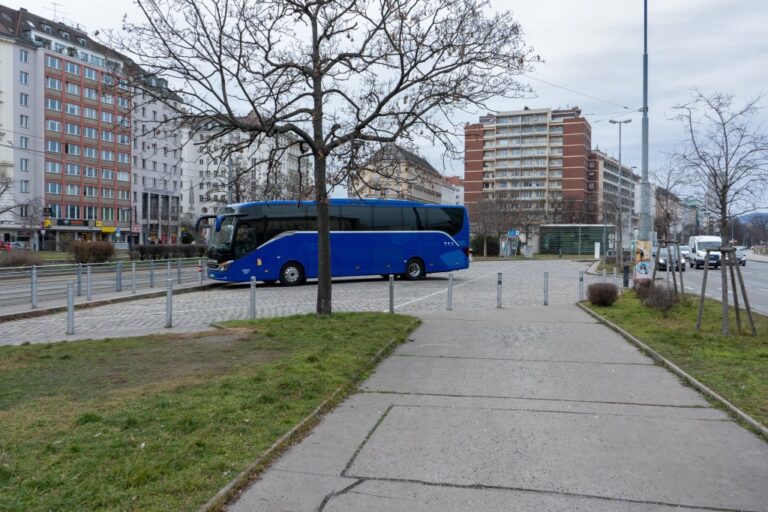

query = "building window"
[
  {"left": 118, "top": 134, "right": 129, "bottom": 145},
  {"left": 84, "top": 107, "right": 97, "bottom": 120},
  {"left": 101, "top": 112, "right": 114, "bottom": 123},
  {"left": 102, "top": 188, "right": 114, "bottom": 199},
  {"left": 102, "top": 169, "right": 114, "bottom": 180},
  {"left": 20, "top": 93, "right": 29, "bottom": 106},
  {"left": 20, "top": 180, "right": 30, "bottom": 193},
  {"left": 66, "top": 164, "right": 81, "bottom": 176},
  {"left": 19, "top": 158, "right": 29, "bottom": 171},
  {"left": 84, "top": 147, "right": 98, "bottom": 159},
  {"left": 102, "top": 207, "right": 114, "bottom": 221},
  {"left": 65, "top": 103, "right": 81, "bottom": 116},
  {"left": 101, "top": 150, "right": 114, "bottom": 161},
  {"left": 117, "top": 171, "right": 130, "bottom": 182},
  {"left": 84, "top": 186, "right": 97, "bottom": 197},
  {"left": 46, "top": 119, "right": 62, "bottom": 132},
  {"left": 84, "top": 206, "right": 97, "bottom": 220},
  {"left": 46, "top": 161, "right": 62, "bottom": 173},
  {"left": 20, "top": 115, "right": 30, "bottom": 128},
  {"left": 66, "top": 205, "right": 80, "bottom": 219},
  {"left": 84, "top": 87, "right": 98, "bottom": 100},
  {"left": 118, "top": 153, "right": 129, "bottom": 164},
  {"left": 66, "top": 184, "right": 80, "bottom": 196},
  {"left": 66, "top": 144, "right": 80, "bottom": 156},
  {"left": 85, "top": 166, "right": 97, "bottom": 178},
  {"left": 66, "top": 82, "right": 80, "bottom": 95},
  {"left": 19, "top": 49, "right": 29, "bottom": 62},
  {"left": 101, "top": 131, "right": 114, "bottom": 142},
  {"left": 84, "top": 67, "right": 97, "bottom": 80},
  {"left": 20, "top": 71, "right": 29, "bottom": 85},
  {"left": 45, "top": 55, "right": 61, "bottom": 69},
  {"left": 65, "top": 62, "right": 80, "bottom": 75},
  {"left": 46, "top": 182, "right": 62, "bottom": 194},
  {"left": 45, "top": 76, "right": 62, "bottom": 91},
  {"left": 46, "top": 141, "right": 62, "bottom": 153},
  {"left": 20, "top": 136, "right": 29, "bottom": 149},
  {"left": 118, "top": 189, "right": 130, "bottom": 200},
  {"left": 66, "top": 123, "right": 81, "bottom": 136},
  {"left": 48, "top": 204, "right": 62, "bottom": 218},
  {"left": 84, "top": 127, "right": 97, "bottom": 139},
  {"left": 102, "top": 94, "right": 113, "bottom": 105}
]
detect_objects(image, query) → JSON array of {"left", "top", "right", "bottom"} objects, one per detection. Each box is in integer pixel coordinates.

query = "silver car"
[{"left": 734, "top": 246, "right": 747, "bottom": 266}]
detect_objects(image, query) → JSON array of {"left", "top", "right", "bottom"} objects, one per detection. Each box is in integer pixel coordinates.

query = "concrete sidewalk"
[{"left": 229, "top": 305, "right": 768, "bottom": 512}]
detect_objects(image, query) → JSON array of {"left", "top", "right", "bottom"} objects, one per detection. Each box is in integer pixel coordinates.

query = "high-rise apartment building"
[
  {"left": 588, "top": 149, "right": 640, "bottom": 240},
  {"left": 0, "top": 6, "right": 134, "bottom": 249},
  {"left": 464, "top": 107, "right": 593, "bottom": 223}
]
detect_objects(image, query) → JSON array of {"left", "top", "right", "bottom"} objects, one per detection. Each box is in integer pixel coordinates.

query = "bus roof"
[{"left": 228, "top": 198, "right": 458, "bottom": 209}]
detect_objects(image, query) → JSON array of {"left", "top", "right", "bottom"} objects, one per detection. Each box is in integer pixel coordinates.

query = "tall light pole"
[
  {"left": 639, "top": 0, "right": 651, "bottom": 241},
  {"left": 610, "top": 118, "right": 632, "bottom": 268}
]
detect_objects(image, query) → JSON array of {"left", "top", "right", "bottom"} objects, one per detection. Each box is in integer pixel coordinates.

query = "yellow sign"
[
  {"left": 43, "top": 218, "right": 51, "bottom": 228},
  {"left": 95, "top": 220, "right": 103, "bottom": 227},
  {"left": 101, "top": 227, "right": 116, "bottom": 233}
]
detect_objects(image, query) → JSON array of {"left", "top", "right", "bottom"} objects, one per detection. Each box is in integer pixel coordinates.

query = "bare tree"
[
  {"left": 672, "top": 90, "right": 768, "bottom": 238},
  {"left": 113, "top": 0, "right": 538, "bottom": 315},
  {"left": 0, "top": 173, "right": 13, "bottom": 217},
  {"left": 602, "top": 190, "right": 626, "bottom": 267},
  {"left": 651, "top": 164, "right": 687, "bottom": 241},
  {"left": 472, "top": 198, "right": 510, "bottom": 256}
]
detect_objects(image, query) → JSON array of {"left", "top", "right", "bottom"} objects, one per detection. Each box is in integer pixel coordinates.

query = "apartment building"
[
  {"left": 131, "top": 79, "right": 183, "bottom": 244},
  {"left": 0, "top": 6, "right": 135, "bottom": 250},
  {"left": 180, "top": 121, "right": 312, "bottom": 218},
  {"left": 588, "top": 149, "right": 640, "bottom": 241},
  {"left": 348, "top": 144, "right": 443, "bottom": 204},
  {"left": 464, "top": 107, "right": 593, "bottom": 224},
  {"left": 440, "top": 176, "right": 464, "bottom": 205}
]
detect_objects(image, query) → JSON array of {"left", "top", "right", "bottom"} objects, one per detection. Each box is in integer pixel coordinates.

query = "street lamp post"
[{"left": 610, "top": 118, "right": 632, "bottom": 268}]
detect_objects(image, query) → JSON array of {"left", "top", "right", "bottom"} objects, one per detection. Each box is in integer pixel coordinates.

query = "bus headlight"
[{"left": 218, "top": 260, "right": 233, "bottom": 272}]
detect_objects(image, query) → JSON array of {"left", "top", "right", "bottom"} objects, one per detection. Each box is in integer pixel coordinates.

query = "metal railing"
[{"left": 0, "top": 258, "right": 206, "bottom": 310}]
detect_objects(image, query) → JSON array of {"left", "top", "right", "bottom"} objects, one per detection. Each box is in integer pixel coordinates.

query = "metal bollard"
[
  {"left": 250, "top": 276, "right": 257, "bottom": 320},
  {"left": 131, "top": 262, "right": 137, "bottom": 294},
  {"left": 579, "top": 271, "right": 584, "bottom": 301},
  {"left": 447, "top": 272, "right": 454, "bottom": 311},
  {"left": 544, "top": 271, "right": 549, "bottom": 306},
  {"left": 199, "top": 258, "right": 204, "bottom": 285},
  {"left": 388, "top": 274, "right": 394, "bottom": 314},
  {"left": 77, "top": 263, "right": 83, "bottom": 297},
  {"left": 86, "top": 265, "right": 92, "bottom": 301},
  {"left": 31, "top": 265, "right": 38, "bottom": 308},
  {"left": 165, "top": 278, "right": 173, "bottom": 328},
  {"left": 115, "top": 261, "right": 123, "bottom": 292},
  {"left": 623, "top": 265, "right": 630, "bottom": 288},
  {"left": 66, "top": 281, "right": 75, "bottom": 335},
  {"left": 177, "top": 258, "right": 182, "bottom": 285},
  {"left": 166, "top": 260, "right": 171, "bottom": 280},
  {"left": 496, "top": 272, "right": 502, "bottom": 309},
  {"left": 149, "top": 260, "right": 155, "bottom": 288}
]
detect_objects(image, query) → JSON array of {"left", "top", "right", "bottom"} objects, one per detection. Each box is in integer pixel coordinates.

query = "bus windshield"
[{"left": 211, "top": 216, "right": 236, "bottom": 252}]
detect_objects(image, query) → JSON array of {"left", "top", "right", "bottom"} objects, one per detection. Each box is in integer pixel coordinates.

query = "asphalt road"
[{"left": 672, "top": 258, "right": 768, "bottom": 314}]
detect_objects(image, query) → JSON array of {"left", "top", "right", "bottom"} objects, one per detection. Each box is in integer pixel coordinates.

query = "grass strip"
[
  {"left": 585, "top": 292, "right": 768, "bottom": 429},
  {"left": 0, "top": 312, "right": 417, "bottom": 511}
]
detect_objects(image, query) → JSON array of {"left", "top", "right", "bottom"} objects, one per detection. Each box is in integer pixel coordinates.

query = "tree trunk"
[{"left": 314, "top": 155, "right": 332, "bottom": 316}]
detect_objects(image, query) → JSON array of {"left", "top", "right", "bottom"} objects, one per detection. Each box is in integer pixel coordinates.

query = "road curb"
[
  {"left": 576, "top": 301, "right": 768, "bottom": 440},
  {"left": 0, "top": 283, "right": 220, "bottom": 324},
  {"left": 198, "top": 316, "right": 421, "bottom": 512}
]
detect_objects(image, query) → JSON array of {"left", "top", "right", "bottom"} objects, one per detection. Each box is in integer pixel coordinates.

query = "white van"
[{"left": 687, "top": 236, "right": 722, "bottom": 269}]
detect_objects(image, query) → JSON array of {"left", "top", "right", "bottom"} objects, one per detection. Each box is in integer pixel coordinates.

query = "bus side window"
[
  {"left": 372, "top": 207, "right": 403, "bottom": 231},
  {"left": 340, "top": 206, "right": 373, "bottom": 231},
  {"left": 415, "top": 208, "right": 429, "bottom": 230},
  {"left": 403, "top": 207, "right": 418, "bottom": 231},
  {"left": 234, "top": 221, "right": 261, "bottom": 257}
]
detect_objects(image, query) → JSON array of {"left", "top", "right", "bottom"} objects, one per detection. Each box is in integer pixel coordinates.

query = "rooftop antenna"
[{"left": 46, "top": 2, "right": 65, "bottom": 22}]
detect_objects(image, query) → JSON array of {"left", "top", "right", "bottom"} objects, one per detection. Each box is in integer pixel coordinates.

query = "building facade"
[
  {"left": 588, "top": 149, "right": 640, "bottom": 244},
  {"left": 440, "top": 176, "right": 464, "bottom": 205},
  {"left": 464, "top": 107, "right": 593, "bottom": 224},
  {"left": 180, "top": 122, "right": 312, "bottom": 219},
  {"left": 348, "top": 144, "right": 442, "bottom": 204}
]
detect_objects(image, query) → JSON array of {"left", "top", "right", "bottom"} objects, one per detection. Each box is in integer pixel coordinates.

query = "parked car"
[
  {"left": 652, "top": 247, "right": 685, "bottom": 272},
  {"left": 679, "top": 245, "right": 691, "bottom": 262},
  {"left": 734, "top": 246, "right": 747, "bottom": 266}
]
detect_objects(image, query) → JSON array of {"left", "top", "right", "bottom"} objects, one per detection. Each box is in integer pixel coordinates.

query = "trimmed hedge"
[
  {"left": 587, "top": 282, "right": 619, "bottom": 307},
  {"left": 69, "top": 241, "right": 115, "bottom": 263},
  {"left": 133, "top": 244, "right": 206, "bottom": 260},
  {"left": 0, "top": 251, "right": 44, "bottom": 267}
]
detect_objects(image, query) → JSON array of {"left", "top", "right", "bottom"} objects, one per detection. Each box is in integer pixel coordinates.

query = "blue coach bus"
[{"left": 198, "top": 198, "right": 470, "bottom": 285}]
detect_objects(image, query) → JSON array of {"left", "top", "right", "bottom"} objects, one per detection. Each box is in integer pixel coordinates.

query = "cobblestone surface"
[{"left": 2, "top": 260, "right": 609, "bottom": 345}]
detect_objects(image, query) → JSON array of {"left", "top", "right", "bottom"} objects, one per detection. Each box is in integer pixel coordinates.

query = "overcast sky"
[{"left": 9, "top": 0, "right": 768, "bottom": 201}]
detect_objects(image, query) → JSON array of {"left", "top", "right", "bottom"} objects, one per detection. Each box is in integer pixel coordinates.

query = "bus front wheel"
[
  {"left": 404, "top": 258, "right": 425, "bottom": 280},
  {"left": 280, "top": 262, "right": 305, "bottom": 286}
]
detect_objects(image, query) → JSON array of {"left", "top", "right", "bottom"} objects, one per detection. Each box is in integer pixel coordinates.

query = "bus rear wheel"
[
  {"left": 403, "top": 258, "right": 425, "bottom": 280},
  {"left": 279, "top": 262, "right": 305, "bottom": 286}
]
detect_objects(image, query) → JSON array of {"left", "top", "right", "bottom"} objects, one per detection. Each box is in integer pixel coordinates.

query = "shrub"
[
  {"left": 587, "top": 282, "right": 619, "bottom": 306},
  {"left": 134, "top": 244, "right": 206, "bottom": 260},
  {"left": 643, "top": 285, "right": 678, "bottom": 317},
  {"left": 633, "top": 280, "right": 653, "bottom": 300},
  {"left": 69, "top": 241, "right": 115, "bottom": 263},
  {"left": 0, "top": 251, "right": 44, "bottom": 267}
]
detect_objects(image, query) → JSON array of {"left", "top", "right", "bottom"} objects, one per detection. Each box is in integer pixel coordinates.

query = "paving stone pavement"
[{"left": 1, "top": 260, "right": 607, "bottom": 345}]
